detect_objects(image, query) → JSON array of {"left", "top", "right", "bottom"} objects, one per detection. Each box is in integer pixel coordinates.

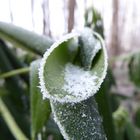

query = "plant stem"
[
  {"left": 0, "top": 67, "right": 30, "bottom": 79},
  {"left": 0, "top": 98, "right": 29, "bottom": 140}
]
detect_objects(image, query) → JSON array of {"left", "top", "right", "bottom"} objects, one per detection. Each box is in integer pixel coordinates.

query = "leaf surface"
[
  {"left": 0, "top": 22, "right": 53, "bottom": 55},
  {"left": 30, "top": 60, "right": 51, "bottom": 139}
]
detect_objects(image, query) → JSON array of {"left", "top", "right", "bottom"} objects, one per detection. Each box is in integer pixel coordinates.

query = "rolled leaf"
[
  {"left": 39, "top": 28, "right": 107, "bottom": 103},
  {"left": 39, "top": 28, "right": 108, "bottom": 140}
]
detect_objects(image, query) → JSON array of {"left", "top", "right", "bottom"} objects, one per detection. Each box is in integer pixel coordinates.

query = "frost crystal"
[
  {"left": 51, "top": 97, "right": 106, "bottom": 140},
  {"left": 63, "top": 63, "right": 98, "bottom": 98}
]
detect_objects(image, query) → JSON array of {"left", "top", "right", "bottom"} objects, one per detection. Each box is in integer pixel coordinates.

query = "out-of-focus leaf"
[
  {"left": 39, "top": 28, "right": 108, "bottom": 139},
  {"left": 0, "top": 67, "right": 29, "bottom": 79},
  {"left": 30, "top": 60, "right": 51, "bottom": 140},
  {"left": 0, "top": 39, "right": 29, "bottom": 84},
  {"left": 0, "top": 87, "right": 14, "bottom": 139},
  {"left": 0, "top": 22, "right": 53, "bottom": 55},
  {"left": 113, "top": 106, "right": 128, "bottom": 140},
  {"left": 134, "top": 107, "right": 140, "bottom": 128},
  {"left": 43, "top": 118, "right": 64, "bottom": 140},
  {"left": 0, "top": 41, "right": 27, "bottom": 110},
  {"left": 95, "top": 69, "right": 117, "bottom": 140},
  {"left": 0, "top": 45, "right": 30, "bottom": 137},
  {"left": 85, "top": 8, "right": 104, "bottom": 38},
  {"left": 0, "top": 98, "right": 29, "bottom": 140},
  {"left": 0, "top": 118, "right": 15, "bottom": 140},
  {"left": 0, "top": 86, "right": 8, "bottom": 97},
  {"left": 128, "top": 54, "right": 140, "bottom": 87},
  {"left": 125, "top": 121, "right": 138, "bottom": 140}
]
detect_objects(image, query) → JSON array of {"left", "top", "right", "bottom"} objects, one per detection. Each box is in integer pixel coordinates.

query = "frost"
[
  {"left": 51, "top": 97, "right": 106, "bottom": 140},
  {"left": 38, "top": 33, "right": 79, "bottom": 101},
  {"left": 63, "top": 63, "right": 99, "bottom": 99},
  {"left": 39, "top": 29, "right": 108, "bottom": 103},
  {"left": 82, "top": 113, "right": 86, "bottom": 117},
  {"left": 79, "top": 28, "right": 102, "bottom": 69}
]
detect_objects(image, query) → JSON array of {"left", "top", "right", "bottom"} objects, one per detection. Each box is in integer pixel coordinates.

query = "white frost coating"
[
  {"left": 50, "top": 98, "right": 106, "bottom": 140},
  {"left": 80, "top": 28, "right": 102, "bottom": 68},
  {"left": 63, "top": 63, "right": 98, "bottom": 98},
  {"left": 39, "top": 30, "right": 108, "bottom": 103},
  {"left": 38, "top": 33, "right": 79, "bottom": 100}
]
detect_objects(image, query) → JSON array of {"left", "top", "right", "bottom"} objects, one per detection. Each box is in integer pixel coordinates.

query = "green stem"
[
  {"left": 0, "top": 67, "right": 30, "bottom": 79},
  {"left": 0, "top": 98, "right": 29, "bottom": 140}
]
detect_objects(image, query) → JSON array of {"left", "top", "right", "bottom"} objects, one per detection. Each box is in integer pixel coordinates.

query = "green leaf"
[
  {"left": 84, "top": 8, "right": 104, "bottom": 38},
  {"left": 0, "top": 41, "right": 27, "bottom": 110},
  {"left": 0, "top": 67, "right": 29, "bottom": 79},
  {"left": 0, "top": 44, "right": 30, "bottom": 137},
  {"left": 51, "top": 97, "right": 106, "bottom": 140},
  {"left": 30, "top": 60, "right": 51, "bottom": 140},
  {"left": 0, "top": 98, "right": 29, "bottom": 140},
  {"left": 113, "top": 106, "right": 128, "bottom": 140},
  {"left": 39, "top": 28, "right": 107, "bottom": 103},
  {"left": 95, "top": 69, "right": 117, "bottom": 140},
  {"left": 43, "top": 118, "right": 64, "bottom": 140},
  {"left": 0, "top": 39, "right": 29, "bottom": 83},
  {"left": 134, "top": 107, "right": 140, "bottom": 129},
  {"left": 125, "top": 121, "right": 138, "bottom": 140},
  {"left": 0, "top": 22, "right": 53, "bottom": 55},
  {"left": 128, "top": 54, "right": 140, "bottom": 87},
  {"left": 39, "top": 28, "right": 108, "bottom": 139}
]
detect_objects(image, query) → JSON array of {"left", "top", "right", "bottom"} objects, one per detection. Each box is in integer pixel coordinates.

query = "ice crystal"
[{"left": 63, "top": 63, "right": 98, "bottom": 98}]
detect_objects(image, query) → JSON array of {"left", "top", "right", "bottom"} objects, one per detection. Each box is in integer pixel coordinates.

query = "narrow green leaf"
[
  {"left": 125, "top": 121, "right": 138, "bottom": 140},
  {"left": 0, "top": 98, "right": 29, "bottom": 140},
  {"left": 30, "top": 60, "right": 51, "bottom": 140},
  {"left": 43, "top": 118, "right": 64, "bottom": 140},
  {"left": 0, "top": 67, "right": 29, "bottom": 79},
  {"left": 0, "top": 39, "right": 29, "bottom": 83},
  {"left": 0, "top": 44, "right": 27, "bottom": 110},
  {"left": 0, "top": 45, "right": 30, "bottom": 137},
  {"left": 0, "top": 22, "right": 53, "bottom": 55}
]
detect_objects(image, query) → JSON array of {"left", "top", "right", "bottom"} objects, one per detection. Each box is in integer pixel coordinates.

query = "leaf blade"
[
  {"left": 0, "top": 22, "right": 53, "bottom": 55},
  {"left": 30, "top": 60, "right": 51, "bottom": 139}
]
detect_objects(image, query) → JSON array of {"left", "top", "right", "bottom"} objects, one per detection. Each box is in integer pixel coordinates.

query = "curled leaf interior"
[{"left": 39, "top": 29, "right": 107, "bottom": 103}]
